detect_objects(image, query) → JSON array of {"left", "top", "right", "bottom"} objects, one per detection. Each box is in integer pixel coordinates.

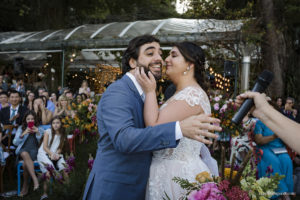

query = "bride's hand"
[{"left": 135, "top": 67, "right": 156, "bottom": 94}]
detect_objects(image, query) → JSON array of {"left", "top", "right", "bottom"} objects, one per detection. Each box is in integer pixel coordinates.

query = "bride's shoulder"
[{"left": 174, "top": 86, "right": 210, "bottom": 107}]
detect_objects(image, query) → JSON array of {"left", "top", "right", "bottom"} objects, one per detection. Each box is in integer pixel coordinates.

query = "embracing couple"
[{"left": 83, "top": 35, "right": 221, "bottom": 200}]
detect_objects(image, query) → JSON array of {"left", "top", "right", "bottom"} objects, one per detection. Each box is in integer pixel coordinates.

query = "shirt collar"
[
  {"left": 10, "top": 105, "right": 19, "bottom": 111},
  {"left": 126, "top": 72, "right": 144, "bottom": 96}
]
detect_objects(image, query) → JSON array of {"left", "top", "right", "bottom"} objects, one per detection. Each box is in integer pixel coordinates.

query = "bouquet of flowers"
[
  {"left": 63, "top": 99, "right": 98, "bottom": 142},
  {"left": 172, "top": 150, "right": 284, "bottom": 200},
  {"left": 210, "top": 94, "right": 242, "bottom": 140}
]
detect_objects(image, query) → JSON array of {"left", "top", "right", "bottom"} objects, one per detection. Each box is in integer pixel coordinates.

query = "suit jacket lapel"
[{"left": 121, "top": 75, "right": 144, "bottom": 104}]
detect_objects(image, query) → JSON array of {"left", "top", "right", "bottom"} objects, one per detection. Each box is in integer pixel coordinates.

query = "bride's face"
[{"left": 165, "top": 47, "right": 189, "bottom": 79}]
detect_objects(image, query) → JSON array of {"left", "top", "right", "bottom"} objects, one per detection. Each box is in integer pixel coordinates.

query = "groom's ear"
[{"left": 129, "top": 58, "right": 137, "bottom": 69}]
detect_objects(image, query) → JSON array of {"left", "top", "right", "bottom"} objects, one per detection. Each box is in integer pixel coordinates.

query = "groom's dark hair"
[{"left": 121, "top": 35, "right": 160, "bottom": 75}]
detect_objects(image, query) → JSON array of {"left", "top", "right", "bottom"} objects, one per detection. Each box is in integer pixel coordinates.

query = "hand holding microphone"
[{"left": 232, "top": 70, "right": 274, "bottom": 124}]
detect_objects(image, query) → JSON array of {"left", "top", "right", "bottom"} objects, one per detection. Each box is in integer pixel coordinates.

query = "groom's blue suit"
[{"left": 83, "top": 75, "right": 178, "bottom": 200}]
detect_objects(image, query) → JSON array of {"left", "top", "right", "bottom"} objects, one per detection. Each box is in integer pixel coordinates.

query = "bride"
[{"left": 135, "top": 41, "right": 217, "bottom": 200}]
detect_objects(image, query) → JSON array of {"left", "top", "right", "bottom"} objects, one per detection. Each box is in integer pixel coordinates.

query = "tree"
[{"left": 184, "top": 0, "right": 300, "bottom": 99}]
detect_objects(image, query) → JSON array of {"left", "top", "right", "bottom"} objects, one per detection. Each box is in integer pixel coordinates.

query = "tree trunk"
[{"left": 259, "top": 0, "right": 286, "bottom": 97}]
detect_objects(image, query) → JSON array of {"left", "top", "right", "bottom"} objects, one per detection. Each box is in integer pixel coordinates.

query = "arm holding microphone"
[{"left": 236, "top": 91, "right": 300, "bottom": 154}]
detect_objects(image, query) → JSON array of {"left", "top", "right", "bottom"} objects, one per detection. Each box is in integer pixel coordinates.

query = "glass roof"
[{"left": 0, "top": 18, "right": 243, "bottom": 52}]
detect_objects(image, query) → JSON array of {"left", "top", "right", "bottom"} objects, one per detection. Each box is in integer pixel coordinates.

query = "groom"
[{"left": 83, "top": 35, "right": 221, "bottom": 200}]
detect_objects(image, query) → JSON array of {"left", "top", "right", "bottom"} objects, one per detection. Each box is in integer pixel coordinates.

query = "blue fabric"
[
  {"left": 83, "top": 75, "right": 178, "bottom": 200},
  {"left": 47, "top": 100, "right": 55, "bottom": 113},
  {"left": 13, "top": 126, "right": 44, "bottom": 155},
  {"left": 254, "top": 120, "right": 293, "bottom": 194}
]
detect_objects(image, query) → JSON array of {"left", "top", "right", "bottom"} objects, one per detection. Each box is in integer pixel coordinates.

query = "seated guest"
[
  {"left": 0, "top": 75, "right": 8, "bottom": 92},
  {"left": 54, "top": 95, "right": 74, "bottom": 118},
  {"left": 230, "top": 114, "right": 257, "bottom": 166},
  {"left": 81, "top": 93, "right": 88, "bottom": 101},
  {"left": 13, "top": 110, "right": 44, "bottom": 197},
  {"left": 11, "top": 78, "right": 25, "bottom": 97},
  {"left": 42, "top": 90, "right": 55, "bottom": 113},
  {"left": 75, "top": 94, "right": 83, "bottom": 104},
  {"left": 254, "top": 120, "right": 293, "bottom": 199},
  {"left": 0, "top": 91, "right": 10, "bottom": 110},
  {"left": 23, "top": 92, "right": 35, "bottom": 110},
  {"left": 37, "top": 116, "right": 67, "bottom": 200},
  {"left": 33, "top": 97, "right": 52, "bottom": 130},
  {"left": 50, "top": 92, "right": 58, "bottom": 107},
  {"left": 0, "top": 90, "right": 27, "bottom": 144},
  {"left": 282, "top": 97, "right": 297, "bottom": 121},
  {"left": 79, "top": 80, "right": 91, "bottom": 97}
]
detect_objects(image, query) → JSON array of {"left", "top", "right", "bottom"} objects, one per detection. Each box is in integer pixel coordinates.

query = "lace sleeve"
[{"left": 173, "top": 86, "right": 211, "bottom": 114}]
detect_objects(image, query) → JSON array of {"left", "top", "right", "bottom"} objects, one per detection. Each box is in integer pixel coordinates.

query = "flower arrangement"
[
  {"left": 62, "top": 98, "right": 98, "bottom": 143},
  {"left": 172, "top": 150, "right": 284, "bottom": 200},
  {"left": 210, "top": 94, "right": 242, "bottom": 139},
  {"left": 40, "top": 153, "right": 76, "bottom": 184}
]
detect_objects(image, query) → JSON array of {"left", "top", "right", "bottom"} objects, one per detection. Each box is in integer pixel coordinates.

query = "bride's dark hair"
[{"left": 174, "top": 42, "right": 209, "bottom": 92}]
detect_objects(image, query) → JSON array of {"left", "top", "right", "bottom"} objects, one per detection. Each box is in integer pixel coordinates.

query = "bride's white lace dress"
[{"left": 146, "top": 86, "right": 212, "bottom": 200}]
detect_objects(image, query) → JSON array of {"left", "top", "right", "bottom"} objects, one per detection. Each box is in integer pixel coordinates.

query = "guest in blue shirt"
[{"left": 254, "top": 120, "right": 293, "bottom": 197}]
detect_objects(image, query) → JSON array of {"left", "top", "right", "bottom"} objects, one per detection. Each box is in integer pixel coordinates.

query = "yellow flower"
[
  {"left": 62, "top": 119, "right": 66, "bottom": 123},
  {"left": 224, "top": 168, "right": 238, "bottom": 179},
  {"left": 195, "top": 171, "right": 212, "bottom": 183}
]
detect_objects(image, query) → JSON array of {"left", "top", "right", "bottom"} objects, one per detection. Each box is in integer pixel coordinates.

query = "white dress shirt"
[{"left": 126, "top": 72, "right": 183, "bottom": 140}]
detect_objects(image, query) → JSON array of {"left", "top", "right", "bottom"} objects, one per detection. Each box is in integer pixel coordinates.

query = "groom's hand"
[{"left": 179, "top": 114, "right": 221, "bottom": 144}]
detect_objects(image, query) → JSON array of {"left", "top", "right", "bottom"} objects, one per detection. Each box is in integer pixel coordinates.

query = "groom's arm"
[{"left": 100, "top": 87, "right": 177, "bottom": 153}]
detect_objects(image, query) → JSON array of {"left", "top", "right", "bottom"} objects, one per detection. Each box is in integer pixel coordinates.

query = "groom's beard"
[{"left": 136, "top": 61, "right": 162, "bottom": 81}]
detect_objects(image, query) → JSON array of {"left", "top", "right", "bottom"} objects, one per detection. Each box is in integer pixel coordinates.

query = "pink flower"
[
  {"left": 214, "top": 103, "right": 220, "bottom": 111},
  {"left": 220, "top": 104, "right": 227, "bottom": 113},
  {"left": 188, "top": 183, "right": 226, "bottom": 200},
  {"left": 218, "top": 180, "right": 230, "bottom": 192},
  {"left": 214, "top": 97, "right": 220, "bottom": 102}
]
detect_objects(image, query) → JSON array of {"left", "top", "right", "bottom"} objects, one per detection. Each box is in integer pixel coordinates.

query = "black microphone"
[{"left": 232, "top": 70, "right": 274, "bottom": 124}]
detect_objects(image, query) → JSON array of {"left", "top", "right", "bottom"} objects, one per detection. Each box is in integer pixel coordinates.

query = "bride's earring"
[{"left": 183, "top": 66, "right": 190, "bottom": 75}]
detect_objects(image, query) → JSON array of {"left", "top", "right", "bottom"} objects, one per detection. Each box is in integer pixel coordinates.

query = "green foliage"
[
  {"left": 183, "top": 0, "right": 255, "bottom": 20},
  {"left": 49, "top": 134, "right": 99, "bottom": 199},
  {"left": 0, "top": 0, "right": 178, "bottom": 31}
]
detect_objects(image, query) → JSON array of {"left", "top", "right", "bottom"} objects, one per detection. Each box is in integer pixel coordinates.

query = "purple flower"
[
  {"left": 91, "top": 115, "right": 97, "bottom": 123},
  {"left": 74, "top": 128, "right": 80, "bottom": 135},
  {"left": 214, "top": 103, "right": 220, "bottom": 111},
  {"left": 188, "top": 183, "right": 226, "bottom": 200},
  {"left": 88, "top": 159, "right": 94, "bottom": 171}
]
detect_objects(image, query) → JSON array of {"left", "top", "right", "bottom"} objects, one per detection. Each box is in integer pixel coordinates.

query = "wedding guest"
[
  {"left": 37, "top": 116, "right": 67, "bottom": 200},
  {"left": 0, "top": 91, "right": 9, "bottom": 110},
  {"left": 33, "top": 97, "right": 52, "bottom": 130},
  {"left": 230, "top": 114, "right": 257, "bottom": 166},
  {"left": 254, "top": 120, "right": 293, "bottom": 198},
  {"left": 11, "top": 78, "right": 25, "bottom": 97},
  {"left": 37, "top": 88, "right": 45, "bottom": 97},
  {"left": 81, "top": 93, "right": 88, "bottom": 101},
  {"left": 50, "top": 92, "right": 58, "bottom": 107},
  {"left": 0, "top": 75, "right": 8, "bottom": 92},
  {"left": 276, "top": 97, "right": 283, "bottom": 109},
  {"left": 79, "top": 80, "right": 91, "bottom": 97},
  {"left": 0, "top": 90, "right": 28, "bottom": 143},
  {"left": 0, "top": 126, "right": 6, "bottom": 166},
  {"left": 65, "top": 91, "right": 74, "bottom": 102},
  {"left": 23, "top": 92, "right": 35, "bottom": 110},
  {"left": 281, "top": 97, "right": 296, "bottom": 121},
  {"left": 42, "top": 90, "right": 55, "bottom": 113},
  {"left": 13, "top": 110, "right": 44, "bottom": 197},
  {"left": 75, "top": 94, "right": 83, "bottom": 104},
  {"left": 53, "top": 95, "right": 74, "bottom": 118},
  {"left": 236, "top": 92, "right": 300, "bottom": 154}
]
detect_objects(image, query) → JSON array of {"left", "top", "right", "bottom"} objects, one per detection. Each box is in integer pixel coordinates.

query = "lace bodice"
[{"left": 153, "top": 86, "right": 211, "bottom": 161}]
